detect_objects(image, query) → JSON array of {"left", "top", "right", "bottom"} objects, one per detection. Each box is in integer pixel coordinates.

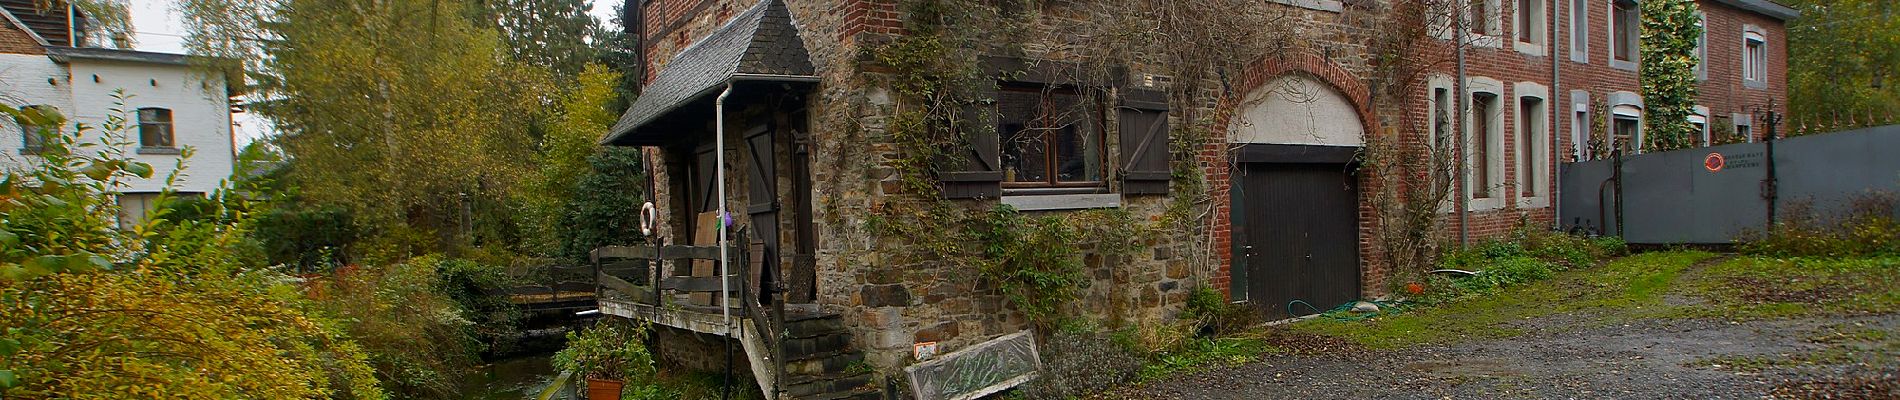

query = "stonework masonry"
[{"left": 625, "top": 0, "right": 1791, "bottom": 391}]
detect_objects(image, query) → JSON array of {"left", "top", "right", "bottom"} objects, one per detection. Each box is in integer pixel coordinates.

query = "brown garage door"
[{"left": 1235, "top": 162, "right": 1360, "bottom": 320}]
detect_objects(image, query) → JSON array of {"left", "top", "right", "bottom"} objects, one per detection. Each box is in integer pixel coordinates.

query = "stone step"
[
  {"left": 793, "top": 386, "right": 882, "bottom": 400},
  {"left": 784, "top": 351, "right": 863, "bottom": 376},
  {"left": 782, "top": 332, "right": 853, "bottom": 360},
  {"left": 784, "top": 371, "right": 874, "bottom": 398},
  {"left": 783, "top": 313, "right": 847, "bottom": 338}
]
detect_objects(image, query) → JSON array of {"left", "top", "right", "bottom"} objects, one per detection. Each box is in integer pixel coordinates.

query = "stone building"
[{"left": 594, "top": 0, "right": 1793, "bottom": 398}]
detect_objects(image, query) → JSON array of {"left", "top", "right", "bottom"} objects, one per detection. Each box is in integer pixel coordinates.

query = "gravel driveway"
[{"left": 1113, "top": 312, "right": 1897, "bottom": 399}]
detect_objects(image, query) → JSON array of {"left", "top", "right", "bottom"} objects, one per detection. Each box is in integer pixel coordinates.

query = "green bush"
[
  {"left": 1181, "top": 286, "right": 1260, "bottom": 336},
  {"left": 553, "top": 319, "right": 657, "bottom": 382},
  {"left": 1740, "top": 194, "right": 1900, "bottom": 258},
  {"left": 1430, "top": 228, "right": 1626, "bottom": 299}
]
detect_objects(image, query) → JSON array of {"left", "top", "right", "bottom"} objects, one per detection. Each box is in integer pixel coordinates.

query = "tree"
[
  {"left": 478, "top": 0, "right": 603, "bottom": 78},
  {"left": 0, "top": 104, "right": 387, "bottom": 400},
  {"left": 181, "top": 0, "right": 550, "bottom": 257},
  {"left": 1639, "top": 0, "right": 1702, "bottom": 151},
  {"left": 1785, "top": 0, "right": 1900, "bottom": 133}
]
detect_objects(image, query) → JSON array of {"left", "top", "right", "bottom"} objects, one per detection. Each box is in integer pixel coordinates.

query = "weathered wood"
[
  {"left": 660, "top": 275, "right": 741, "bottom": 292},
  {"left": 599, "top": 272, "right": 656, "bottom": 301},
  {"left": 589, "top": 245, "right": 726, "bottom": 262}
]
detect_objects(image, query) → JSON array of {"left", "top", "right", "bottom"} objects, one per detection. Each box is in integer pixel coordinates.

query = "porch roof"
[{"left": 600, "top": 0, "right": 815, "bottom": 146}]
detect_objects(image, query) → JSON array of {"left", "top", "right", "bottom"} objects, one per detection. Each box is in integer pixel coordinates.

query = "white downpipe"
[{"left": 716, "top": 83, "right": 733, "bottom": 332}]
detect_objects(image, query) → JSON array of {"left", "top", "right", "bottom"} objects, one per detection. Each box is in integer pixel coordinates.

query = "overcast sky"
[{"left": 125, "top": 0, "right": 623, "bottom": 146}]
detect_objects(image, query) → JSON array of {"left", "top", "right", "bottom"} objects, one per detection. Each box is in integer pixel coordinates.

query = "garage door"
[{"left": 1234, "top": 162, "right": 1361, "bottom": 320}]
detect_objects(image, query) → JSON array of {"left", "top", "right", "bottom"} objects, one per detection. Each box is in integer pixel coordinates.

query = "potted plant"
[{"left": 553, "top": 320, "right": 655, "bottom": 400}]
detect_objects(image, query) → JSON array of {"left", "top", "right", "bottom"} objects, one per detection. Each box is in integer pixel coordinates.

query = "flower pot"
[{"left": 586, "top": 378, "right": 624, "bottom": 400}]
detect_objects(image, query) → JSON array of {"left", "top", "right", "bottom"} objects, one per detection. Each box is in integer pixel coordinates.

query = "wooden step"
[
  {"left": 781, "top": 332, "right": 853, "bottom": 360},
  {"left": 783, "top": 313, "right": 847, "bottom": 338},
  {"left": 794, "top": 386, "right": 882, "bottom": 400},
  {"left": 784, "top": 351, "right": 863, "bottom": 376},
  {"left": 784, "top": 371, "right": 874, "bottom": 398}
]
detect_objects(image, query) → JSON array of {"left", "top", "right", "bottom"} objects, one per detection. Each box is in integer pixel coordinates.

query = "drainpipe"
[
  {"left": 716, "top": 83, "right": 733, "bottom": 330},
  {"left": 1550, "top": 0, "right": 1563, "bottom": 231},
  {"left": 1455, "top": 4, "right": 1470, "bottom": 247}
]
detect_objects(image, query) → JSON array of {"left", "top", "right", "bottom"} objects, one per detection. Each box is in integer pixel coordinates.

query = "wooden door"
[{"left": 1237, "top": 162, "right": 1360, "bottom": 320}]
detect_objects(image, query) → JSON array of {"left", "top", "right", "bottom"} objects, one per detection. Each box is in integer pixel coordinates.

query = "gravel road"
[{"left": 1110, "top": 313, "right": 1898, "bottom": 399}]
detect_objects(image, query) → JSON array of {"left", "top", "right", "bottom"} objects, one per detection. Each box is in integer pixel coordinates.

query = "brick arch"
[
  {"left": 1220, "top": 51, "right": 1379, "bottom": 137},
  {"left": 1205, "top": 52, "right": 1386, "bottom": 301}
]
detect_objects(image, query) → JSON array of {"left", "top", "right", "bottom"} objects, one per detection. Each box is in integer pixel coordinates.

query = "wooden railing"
[{"left": 588, "top": 228, "right": 789, "bottom": 397}]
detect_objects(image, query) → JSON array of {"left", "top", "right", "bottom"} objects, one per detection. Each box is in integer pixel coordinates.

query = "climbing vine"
[{"left": 1639, "top": 0, "right": 1703, "bottom": 151}]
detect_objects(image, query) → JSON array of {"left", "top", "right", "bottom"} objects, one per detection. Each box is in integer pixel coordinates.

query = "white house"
[{"left": 0, "top": 0, "right": 236, "bottom": 227}]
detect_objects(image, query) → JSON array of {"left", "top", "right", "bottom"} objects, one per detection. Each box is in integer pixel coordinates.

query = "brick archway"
[
  {"left": 1222, "top": 52, "right": 1379, "bottom": 136},
  {"left": 1206, "top": 52, "right": 1384, "bottom": 301}
]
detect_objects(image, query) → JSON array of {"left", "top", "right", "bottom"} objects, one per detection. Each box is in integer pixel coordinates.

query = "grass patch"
[
  {"left": 1688, "top": 321, "right": 1900, "bottom": 374},
  {"left": 1670, "top": 256, "right": 1900, "bottom": 319},
  {"left": 1293, "top": 251, "right": 1716, "bottom": 349}
]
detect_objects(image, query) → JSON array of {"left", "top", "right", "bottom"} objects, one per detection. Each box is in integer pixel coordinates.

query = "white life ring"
[{"left": 638, "top": 202, "right": 658, "bottom": 237}]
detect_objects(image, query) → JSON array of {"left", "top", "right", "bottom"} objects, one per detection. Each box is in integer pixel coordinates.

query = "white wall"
[
  {"left": 67, "top": 59, "right": 234, "bottom": 194},
  {"left": 0, "top": 54, "right": 234, "bottom": 195},
  {"left": 1228, "top": 75, "right": 1365, "bottom": 147}
]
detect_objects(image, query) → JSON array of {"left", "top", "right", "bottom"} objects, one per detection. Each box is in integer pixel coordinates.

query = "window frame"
[
  {"left": 1465, "top": 0, "right": 1505, "bottom": 47},
  {"left": 1690, "top": 105, "right": 1710, "bottom": 146},
  {"left": 995, "top": 84, "right": 1109, "bottom": 193},
  {"left": 1742, "top": 26, "right": 1769, "bottom": 89},
  {"left": 1608, "top": 0, "right": 1639, "bottom": 71},
  {"left": 16, "top": 104, "right": 56, "bottom": 152},
  {"left": 1694, "top": 12, "right": 1709, "bottom": 80},
  {"left": 1427, "top": 74, "right": 1457, "bottom": 211},
  {"left": 1514, "top": 0, "right": 1547, "bottom": 55},
  {"left": 136, "top": 107, "right": 176, "bottom": 150},
  {"left": 1514, "top": 82, "right": 1550, "bottom": 208},
  {"left": 1465, "top": 76, "right": 1507, "bottom": 211},
  {"left": 1569, "top": 0, "right": 1589, "bottom": 63}
]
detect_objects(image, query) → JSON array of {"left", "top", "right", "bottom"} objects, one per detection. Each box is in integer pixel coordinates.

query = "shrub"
[
  {"left": 1181, "top": 286, "right": 1260, "bottom": 336},
  {"left": 1741, "top": 193, "right": 1900, "bottom": 257},
  {"left": 553, "top": 319, "right": 657, "bottom": 382},
  {"left": 1021, "top": 325, "right": 1143, "bottom": 399},
  {"left": 306, "top": 255, "right": 483, "bottom": 398},
  {"left": 1428, "top": 228, "right": 1625, "bottom": 299}
]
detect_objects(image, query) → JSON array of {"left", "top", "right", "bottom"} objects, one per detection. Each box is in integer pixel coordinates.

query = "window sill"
[
  {"left": 1469, "top": 34, "right": 1503, "bottom": 49},
  {"left": 1001, "top": 193, "right": 1121, "bottom": 212},
  {"left": 1516, "top": 195, "right": 1550, "bottom": 209},
  {"left": 1467, "top": 197, "right": 1507, "bottom": 212},
  {"left": 136, "top": 146, "right": 181, "bottom": 155},
  {"left": 1609, "top": 59, "right": 1637, "bottom": 72},
  {"left": 1743, "top": 79, "right": 1768, "bottom": 90},
  {"left": 1514, "top": 41, "right": 1545, "bottom": 56},
  {"left": 1265, "top": 0, "right": 1342, "bottom": 12}
]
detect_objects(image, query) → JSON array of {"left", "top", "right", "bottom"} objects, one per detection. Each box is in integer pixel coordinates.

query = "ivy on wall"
[{"left": 1639, "top": 0, "right": 1703, "bottom": 152}]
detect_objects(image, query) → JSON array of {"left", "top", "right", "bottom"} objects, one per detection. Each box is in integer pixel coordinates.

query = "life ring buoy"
[{"left": 638, "top": 202, "right": 658, "bottom": 237}]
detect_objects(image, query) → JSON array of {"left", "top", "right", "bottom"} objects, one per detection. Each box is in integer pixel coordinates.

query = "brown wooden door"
[{"left": 1237, "top": 162, "right": 1360, "bottom": 320}]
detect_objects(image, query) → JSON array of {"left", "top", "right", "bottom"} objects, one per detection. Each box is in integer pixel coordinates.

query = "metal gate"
[
  {"left": 1231, "top": 147, "right": 1361, "bottom": 319},
  {"left": 1559, "top": 124, "right": 1900, "bottom": 244}
]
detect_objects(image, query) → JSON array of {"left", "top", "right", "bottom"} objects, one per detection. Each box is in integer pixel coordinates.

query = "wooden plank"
[
  {"left": 590, "top": 245, "right": 721, "bottom": 262},
  {"left": 691, "top": 211, "right": 720, "bottom": 306},
  {"left": 599, "top": 272, "right": 656, "bottom": 302},
  {"left": 661, "top": 275, "right": 740, "bottom": 292}
]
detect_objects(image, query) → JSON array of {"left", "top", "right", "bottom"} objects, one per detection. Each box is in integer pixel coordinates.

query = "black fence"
[{"left": 1559, "top": 124, "right": 1900, "bottom": 244}]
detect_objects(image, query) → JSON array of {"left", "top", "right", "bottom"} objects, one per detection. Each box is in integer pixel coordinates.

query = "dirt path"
[{"left": 1109, "top": 254, "right": 1900, "bottom": 399}]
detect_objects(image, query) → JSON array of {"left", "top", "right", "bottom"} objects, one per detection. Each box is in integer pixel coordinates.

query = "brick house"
[
  {"left": 0, "top": 0, "right": 239, "bottom": 228},
  {"left": 594, "top": 0, "right": 1793, "bottom": 398}
]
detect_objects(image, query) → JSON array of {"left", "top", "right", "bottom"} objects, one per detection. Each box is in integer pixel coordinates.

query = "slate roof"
[
  {"left": 45, "top": 46, "right": 191, "bottom": 65},
  {"left": 601, "top": 0, "right": 815, "bottom": 146}
]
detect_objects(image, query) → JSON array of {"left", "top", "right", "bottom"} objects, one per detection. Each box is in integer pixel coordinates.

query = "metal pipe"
[
  {"left": 715, "top": 83, "right": 733, "bottom": 400},
  {"left": 1551, "top": 0, "right": 1563, "bottom": 231},
  {"left": 716, "top": 83, "right": 732, "bottom": 329},
  {"left": 1455, "top": 2, "right": 1470, "bottom": 247}
]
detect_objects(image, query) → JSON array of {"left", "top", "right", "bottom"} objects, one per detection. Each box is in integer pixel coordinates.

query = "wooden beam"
[
  {"left": 590, "top": 245, "right": 741, "bottom": 263},
  {"left": 660, "top": 275, "right": 740, "bottom": 292},
  {"left": 598, "top": 272, "right": 656, "bottom": 302}
]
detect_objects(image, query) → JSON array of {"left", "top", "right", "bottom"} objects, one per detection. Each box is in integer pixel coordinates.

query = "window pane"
[
  {"left": 138, "top": 108, "right": 174, "bottom": 148},
  {"left": 1472, "top": 94, "right": 1495, "bottom": 198},
  {"left": 1519, "top": 97, "right": 1540, "bottom": 197},
  {"left": 1572, "top": 0, "right": 1586, "bottom": 51},
  {"left": 1518, "top": 0, "right": 1534, "bottom": 42},
  {"left": 1470, "top": 0, "right": 1487, "bottom": 33},
  {"left": 1614, "top": 117, "right": 1638, "bottom": 153},
  {"left": 997, "top": 88, "right": 1097, "bottom": 184}
]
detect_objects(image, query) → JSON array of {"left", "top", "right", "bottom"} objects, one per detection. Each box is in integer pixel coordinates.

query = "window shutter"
[
  {"left": 1119, "top": 89, "right": 1171, "bottom": 195},
  {"left": 940, "top": 82, "right": 1002, "bottom": 199}
]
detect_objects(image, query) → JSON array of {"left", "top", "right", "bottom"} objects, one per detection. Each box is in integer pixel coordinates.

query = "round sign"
[{"left": 1704, "top": 152, "right": 1726, "bottom": 172}]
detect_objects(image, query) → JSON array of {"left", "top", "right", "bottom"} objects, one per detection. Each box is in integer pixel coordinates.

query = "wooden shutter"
[
  {"left": 940, "top": 81, "right": 1002, "bottom": 199},
  {"left": 1119, "top": 89, "right": 1171, "bottom": 195}
]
